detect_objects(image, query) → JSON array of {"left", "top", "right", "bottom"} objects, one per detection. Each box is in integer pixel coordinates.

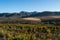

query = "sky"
[{"left": 0, "top": 0, "right": 60, "bottom": 13}]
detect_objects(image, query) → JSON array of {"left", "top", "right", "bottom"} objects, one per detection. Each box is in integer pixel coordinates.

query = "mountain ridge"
[{"left": 0, "top": 11, "right": 60, "bottom": 17}]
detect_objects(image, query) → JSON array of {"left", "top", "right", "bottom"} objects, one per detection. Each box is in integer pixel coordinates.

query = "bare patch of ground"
[{"left": 22, "top": 17, "right": 41, "bottom": 21}]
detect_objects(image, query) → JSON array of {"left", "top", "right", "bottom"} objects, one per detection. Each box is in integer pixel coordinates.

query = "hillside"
[{"left": 0, "top": 11, "right": 60, "bottom": 23}]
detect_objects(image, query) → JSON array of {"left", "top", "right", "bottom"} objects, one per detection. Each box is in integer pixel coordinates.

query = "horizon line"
[{"left": 0, "top": 11, "right": 60, "bottom": 13}]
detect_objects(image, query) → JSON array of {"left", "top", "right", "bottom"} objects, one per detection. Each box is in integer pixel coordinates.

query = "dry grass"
[{"left": 40, "top": 16, "right": 60, "bottom": 20}]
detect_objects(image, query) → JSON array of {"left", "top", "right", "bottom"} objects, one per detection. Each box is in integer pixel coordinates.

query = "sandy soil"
[{"left": 22, "top": 17, "right": 41, "bottom": 21}]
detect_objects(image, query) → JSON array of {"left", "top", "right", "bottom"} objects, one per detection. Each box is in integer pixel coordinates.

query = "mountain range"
[
  {"left": 0, "top": 11, "right": 60, "bottom": 23},
  {"left": 0, "top": 11, "right": 60, "bottom": 17}
]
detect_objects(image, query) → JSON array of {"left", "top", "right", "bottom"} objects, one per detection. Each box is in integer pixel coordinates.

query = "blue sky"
[{"left": 0, "top": 0, "right": 60, "bottom": 13}]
